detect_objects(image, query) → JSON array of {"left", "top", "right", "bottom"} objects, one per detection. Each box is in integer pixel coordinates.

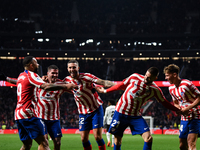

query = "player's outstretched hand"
[
  {"left": 42, "top": 75, "right": 48, "bottom": 82},
  {"left": 0, "top": 72, "right": 7, "bottom": 81},
  {"left": 65, "top": 83, "right": 78, "bottom": 90},
  {"left": 95, "top": 86, "right": 105, "bottom": 93},
  {"left": 180, "top": 107, "right": 191, "bottom": 116}
]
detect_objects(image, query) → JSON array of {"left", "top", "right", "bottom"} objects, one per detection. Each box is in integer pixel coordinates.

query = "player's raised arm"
[
  {"left": 0, "top": 73, "right": 17, "bottom": 84},
  {"left": 41, "top": 82, "right": 78, "bottom": 91},
  {"left": 159, "top": 98, "right": 181, "bottom": 112},
  {"left": 154, "top": 88, "right": 181, "bottom": 112},
  {"left": 96, "top": 78, "right": 116, "bottom": 88},
  {"left": 95, "top": 81, "right": 126, "bottom": 93}
]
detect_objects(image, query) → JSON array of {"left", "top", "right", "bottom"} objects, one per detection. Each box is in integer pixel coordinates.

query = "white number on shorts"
[
  {"left": 111, "top": 119, "right": 119, "bottom": 127},
  {"left": 180, "top": 125, "right": 183, "bottom": 132},
  {"left": 79, "top": 117, "right": 84, "bottom": 124},
  {"left": 17, "top": 83, "right": 22, "bottom": 102}
]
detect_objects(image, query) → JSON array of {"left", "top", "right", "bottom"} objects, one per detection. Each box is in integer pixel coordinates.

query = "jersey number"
[
  {"left": 180, "top": 125, "right": 183, "bottom": 132},
  {"left": 17, "top": 83, "right": 22, "bottom": 102},
  {"left": 111, "top": 119, "right": 120, "bottom": 127},
  {"left": 79, "top": 117, "right": 84, "bottom": 124}
]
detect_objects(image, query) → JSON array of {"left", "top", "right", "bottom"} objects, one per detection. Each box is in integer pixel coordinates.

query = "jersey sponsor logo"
[
  {"left": 128, "top": 91, "right": 137, "bottom": 98},
  {"left": 18, "top": 75, "right": 25, "bottom": 81}
]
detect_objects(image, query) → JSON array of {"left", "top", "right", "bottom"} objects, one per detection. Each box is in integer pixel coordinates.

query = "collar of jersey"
[{"left": 25, "top": 70, "right": 28, "bottom": 74}]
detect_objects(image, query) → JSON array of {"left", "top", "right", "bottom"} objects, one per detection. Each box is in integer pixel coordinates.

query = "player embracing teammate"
[{"left": 164, "top": 64, "right": 200, "bottom": 150}]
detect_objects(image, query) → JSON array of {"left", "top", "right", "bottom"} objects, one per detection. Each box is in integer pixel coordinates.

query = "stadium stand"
[{"left": 0, "top": 0, "right": 200, "bottom": 130}]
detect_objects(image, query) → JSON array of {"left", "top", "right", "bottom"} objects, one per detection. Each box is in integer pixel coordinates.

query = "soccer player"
[
  {"left": 164, "top": 64, "right": 200, "bottom": 150},
  {"left": 15, "top": 56, "right": 77, "bottom": 150},
  {"left": 37, "top": 65, "right": 70, "bottom": 150},
  {"left": 63, "top": 60, "right": 116, "bottom": 150},
  {"left": 95, "top": 67, "right": 181, "bottom": 150},
  {"left": 103, "top": 100, "right": 115, "bottom": 147}
]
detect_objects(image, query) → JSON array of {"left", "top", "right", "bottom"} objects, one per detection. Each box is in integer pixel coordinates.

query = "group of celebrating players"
[{"left": 1, "top": 56, "right": 200, "bottom": 150}]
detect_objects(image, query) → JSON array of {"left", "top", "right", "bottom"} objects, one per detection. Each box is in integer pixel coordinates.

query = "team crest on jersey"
[
  {"left": 46, "top": 93, "right": 51, "bottom": 97},
  {"left": 180, "top": 92, "right": 184, "bottom": 96}
]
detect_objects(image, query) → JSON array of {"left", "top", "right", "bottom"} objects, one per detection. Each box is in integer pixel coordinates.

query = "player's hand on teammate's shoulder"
[
  {"left": 95, "top": 86, "right": 105, "bottom": 93},
  {"left": 42, "top": 75, "right": 48, "bottom": 82},
  {"left": 65, "top": 83, "right": 78, "bottom": 90},
  {"left": 180, "top": 107, "right": 191, "bottom": 116}
]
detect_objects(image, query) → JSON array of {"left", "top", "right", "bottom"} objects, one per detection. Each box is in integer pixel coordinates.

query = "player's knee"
[
  {"left": 115, "top": 135, "right": 122, "bottom": 145},
  {"left": 41, "top": 138, "right": 49, "bottom": 148},
  {"left": 179, "top": 142, "right": 188, "bottom": 150},
  {"left": 81, "top": 136, "right": 89, "bottom": 143},
  {"left": 145, "top": 135, "right": 153, "bottom": 143},
  {"left": 187, "top": 140, "right": 196, "bottom": 149},
  {"left": 94, "top": 134, "right": 102, "bottom": 141},
  {"left": 54, "top": 139, "right": 61, "bottom": 148},
  {"left": 22, "top": 143, "right": 32, "bottom": 150}
]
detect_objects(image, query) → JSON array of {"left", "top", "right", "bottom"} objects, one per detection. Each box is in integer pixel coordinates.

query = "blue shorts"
[
  {"left": 108, "top": 111, "right": 150, "bottom": 137},
  {"left": 43, "top": 119, "right": 62, "bottom": 139},
  {"left": 79, "top": 105, "right": 104, "bottom": 131},
  {"left": 16, "top": 117, "right": 45, "bottom": 141},
  {"left": 179, "top": 119, "right": 200, "bottom": 139}
]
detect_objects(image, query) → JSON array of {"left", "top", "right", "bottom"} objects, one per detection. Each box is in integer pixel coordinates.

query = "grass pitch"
[{"left": 0, "top": 134, "right": 199, "bottom": 150}]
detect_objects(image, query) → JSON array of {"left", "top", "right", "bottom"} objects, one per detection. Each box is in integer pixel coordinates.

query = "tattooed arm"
[
  {"left": 41, "top": 83, "right": 78, "bottom": 91},
  {"left": 96, "top": 79, "right": 116, "bottom": 88}
]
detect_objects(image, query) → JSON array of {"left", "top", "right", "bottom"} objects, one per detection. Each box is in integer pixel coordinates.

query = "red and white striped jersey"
[
  {"left": 15, "top": 70, "right": 45, "bottom": 120},
  {"left": 169, "top": 79, "right": 200, "bottom": 121},
  {"left": 36, "top": 79, "right": 65, "bottom": 120},
  {"left": 115, "top": 73, "right": 167, "bottom": 116},
  {"left": 63, "top": 73, "right": 103, "bottom": 114}
]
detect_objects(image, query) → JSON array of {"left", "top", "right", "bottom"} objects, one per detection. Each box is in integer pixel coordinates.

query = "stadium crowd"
[
  {"left": 0, "top": 58, "right": 199, "bottom": 129},
  {"left": 0, "top": 0, "right": 200, "bottom": 50},
  {"left": 0, "top": 0, "right": 200, "bottom": 132}
]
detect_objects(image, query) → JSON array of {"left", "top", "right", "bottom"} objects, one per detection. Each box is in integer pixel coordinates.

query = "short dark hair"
[
  {"left": 67, "top": 60, "right": 79, "bottom": 66},
  {"left": 163, "top": 64, "right": 180, "bottom": 74},
  {"left": 23, "top": 56, "right": 34, "bottom": 67},
  {"left": 147, "top": 67, "right": 159, "bottom": 77},
  {"left": 48, "top": 65, "right": 59, "bottom": 71}
]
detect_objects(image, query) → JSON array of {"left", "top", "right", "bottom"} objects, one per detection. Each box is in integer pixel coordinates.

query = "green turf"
[{"left": 0, "top": 134, "right": 199, "bottom": 150}]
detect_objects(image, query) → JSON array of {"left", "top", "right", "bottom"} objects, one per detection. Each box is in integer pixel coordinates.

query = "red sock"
[
  {"left": 84, "top": 145, "right": 92, "bottom": 150},
  {"left": 98, "top": 144, "right": 106, "bottom": 150}
]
